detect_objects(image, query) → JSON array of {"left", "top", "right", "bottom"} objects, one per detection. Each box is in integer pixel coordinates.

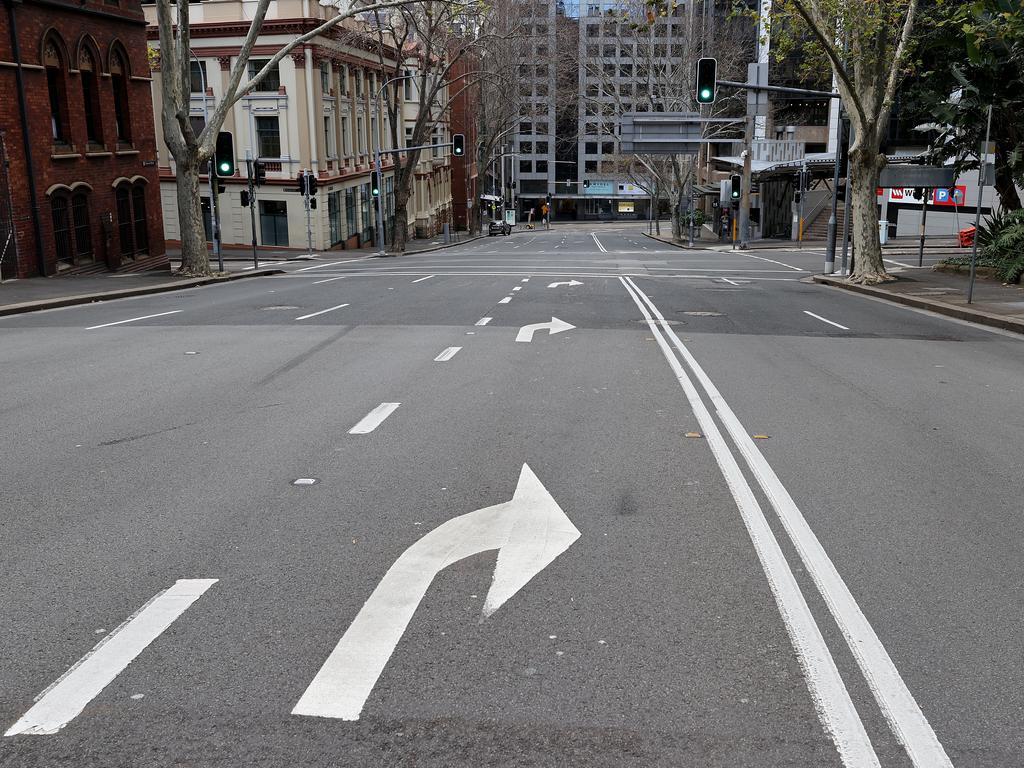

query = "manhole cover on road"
[
  {"left": 261, "top": 305, "right": 300, "bottom": 310},
  {"left": 681, "top": 311, "right": 724, "bottom": 317}
]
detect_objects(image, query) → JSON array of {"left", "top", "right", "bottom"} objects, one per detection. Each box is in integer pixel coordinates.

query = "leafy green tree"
[{"left": 913, "top": 0, "right": 1023, "bottom": 212}]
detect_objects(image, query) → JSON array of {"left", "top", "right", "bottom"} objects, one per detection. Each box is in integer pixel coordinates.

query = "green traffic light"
[
  {"left": 700, "top": 88, "right": 711, "bottom": 100},
  {"left": 219, "top": 162, "right": 231, "bottom": 173}
]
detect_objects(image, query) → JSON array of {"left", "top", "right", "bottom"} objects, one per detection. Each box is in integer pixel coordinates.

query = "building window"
[
  {"left": 585, "top": 141, "right": 598, "bottom": 154},
  {"left": 536, "top": 141, "right": 548, "bottom": 154},
  {"left": 585, "top": 160, "right": 597, "bottom": 173},
  {"left": 357, "top": 116, "right": 364, "bottom": 153},
  {"left": 115, "top": 182, "right": 149, "bottom": 258},
  {"left": 536, "top": 160, "right": 548, "bottom": 173},
  {"left": 43, "top": 40, "right": 70, "bottom": 145},
  {"left": 79, "top": 50, "right": 103, "bottom": 146},
  {"left": 403, "top": 70, "right": 414, "bottom": 101},
  {"left": 255, "top": 116, "right": 281, "bottom": 157},
  {"left": 110, "top": 50, "right": 132, "bottom": 143},
  {"left": 340, "top": 115, "right": 350, "bottom": 155},
  {"left": 339, "top": 65, "right": 348, "bottom": 96},
  {"left": 345, "top": 187, "right": 356, "bottom": 239},
  {"left": 354, "top": 70, "right": 363, "bottom": 98},
  {"left": 324, "top": 115, "right": 334, "bottom": 156},
  {"left": 248, "top": 59, "right": 280, "bottom": 92},
  {"left": 72, "top": 193, "right": 93, "bottom": 260},
  {"left": 259, "top": 200, "right": 289, "bottom": 246},
  {"left": 50, "top": 196, "right": 73, "bottom": 264},
  {"left": 320, "top": 61, "right": 330, "bottom": 94},
  {"left": 520, "top": 141, "right": 533, "bottom": 154},
  {"left": 602, "top": 141, "right": 614, "bottom": 154},
  {"left": 190, "top": 60, "right": 207, "bottom": 93},
  {"left": 328, "top": 191, "right": 342, "bottom": 245},
  {"left": 519, "top": 160, "right": 531, "bottom": 173}
]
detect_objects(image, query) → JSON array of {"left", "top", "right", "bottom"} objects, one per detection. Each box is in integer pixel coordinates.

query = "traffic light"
[
  {"left": 583, "top": 179, "right": 590, "bottom": 189},
  {"left": 309, "top": 198, "right": 317, "bottom": 210},
  {"left": 913, "top": 187, "right": 924, "bottom": 200},
  {"left": 216, "top": 178, "right": 226, "bottom": 195},
  {"left": 371, "top": 171, "right": 381, "bottom": 197},
  {"left": 240, "top": 190, "right": 250, "bottom": 207},
  {"left": 296, "top": 171, "right": 307, "bottom": 196},
  {"left": 730, "top": 174, "right": 741, "bottom": 199},
  {"left": 307, "top": 174, "right": 318, "bottom": 195},
  {"left": 452, "top": 133, "right": 465, "bottom": 156},
  {"left": 215, "top": 132, "right": 235, "bottom": 176},
  {"left": 253, "top": 160, "right": 267, "bottom": 187},
  {"left": 695, "top": 57, "right": 717, "bottom": 105}
]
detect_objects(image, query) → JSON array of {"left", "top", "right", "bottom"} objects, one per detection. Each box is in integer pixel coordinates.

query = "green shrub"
[{"left": 943, "top": 208, "right": 1024, "bottom": 283}]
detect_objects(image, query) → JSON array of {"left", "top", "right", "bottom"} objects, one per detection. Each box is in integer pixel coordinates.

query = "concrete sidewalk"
[
  {"left": 642, "top": 231, "right": 965, "bottom": 258},
  {"left": 812, "top": 269, "right": 1024, "bottom": 335},
  {"left": 0, "top": 268, "right": 281, "bottom": 318}
]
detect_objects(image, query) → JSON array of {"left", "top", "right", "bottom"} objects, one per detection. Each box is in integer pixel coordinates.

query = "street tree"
[
  {"left": 153, "top": 0, "right": 464, "bottom": 275},
  {"left": 770, "top": 0, "right": 921, "bottom": 284},
  {"left": 362, "top": 2, "right": 509, "bottom": 252},
  {"left": 911, "top": 0, "right": 1024, "bottom": 212}
]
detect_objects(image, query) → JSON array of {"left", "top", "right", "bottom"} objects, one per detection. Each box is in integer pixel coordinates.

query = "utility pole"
[
  {"left": 918, "top": 188, "right": 930, "bottom": 268},
  {"left": 739, "top": 115, "right": 753, "bottom": 249},
  {"left": 798, "top": 159, "right": 807, "bottom": 247},
  {"left": 211, "top": 168, "right": 224, "bottom": 272},
  {"left": 374, "top": 146, "right": 386, "bottom": 256},
  {"left": 824, "top": 111, "right": 843, "bottom": 273},
  {"left": 967, "top": 104, "right": 994, "bottom": 304}
]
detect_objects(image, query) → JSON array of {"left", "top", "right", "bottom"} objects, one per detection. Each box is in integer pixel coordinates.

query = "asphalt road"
[{"left": 1, "top": 223, "right": 1022, "bottom": 767}]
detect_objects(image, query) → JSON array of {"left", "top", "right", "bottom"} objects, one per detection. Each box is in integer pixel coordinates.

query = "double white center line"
[{"left": 620, "top": 275, "right": 951, "bottom": 768}]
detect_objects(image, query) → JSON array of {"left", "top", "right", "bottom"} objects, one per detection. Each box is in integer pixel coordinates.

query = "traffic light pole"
[
  {"left": 374, "top": 147, "right": 386, "bottom": 256},
  {"left": 210, "top": 163, "right": 224, "bottom": 273},
  {"left": 246, "top": 155, "right": 259, "bottom": 271},
  {"left": 303, "top": 169, "right": 314, "bottom": 258}
]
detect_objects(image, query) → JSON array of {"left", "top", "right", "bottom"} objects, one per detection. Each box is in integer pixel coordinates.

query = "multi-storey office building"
[{"left": 143, "top": 0, "right": 452, "bottom": 252}]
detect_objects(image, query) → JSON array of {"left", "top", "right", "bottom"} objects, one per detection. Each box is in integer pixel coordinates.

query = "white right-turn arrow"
[
  {"left": 547, "top": 280, "right": 583, "bottom": 288},
  {"left": 515, "top": 317, "right": 576, "bottom": 342}
]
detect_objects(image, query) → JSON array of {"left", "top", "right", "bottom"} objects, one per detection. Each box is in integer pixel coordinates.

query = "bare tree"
[
  {"left": 153, "top": 0, "right": 465, "bottom": 274},
  {"left": 772, "top": 0, "right": 920, "bottom": 283}
]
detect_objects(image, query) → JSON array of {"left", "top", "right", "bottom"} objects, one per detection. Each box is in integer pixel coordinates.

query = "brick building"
[{"left": 0, "top": 0, "right": 165, "bottom": 280}]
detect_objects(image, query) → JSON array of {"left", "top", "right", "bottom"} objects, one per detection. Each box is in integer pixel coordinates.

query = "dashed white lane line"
[
  {"left": 411, "top": 275, "right": 435, "bottom": 283},
  {"left": 5, "top": 579, "right": 217, "bottom": 736},
  {"left": 295, "top": 303, "right": 350, "bottom": 321},
  {"left": 512, "top": 287, "right": 522, "bottom": 291},
  {"left": 521, "top": 278, "right": 529, "bottom": 282},
  {"left": 499, "top": 297, "right": 512, "bottom": 304},
  {"left": 476, "top": 317, "right": 492, "bottom": 326},
  {"left": 312, "top": 276, "right": 347, "bottom": 285},
  {"left": 433, "top": 346, "right": 462, "bottom": 362},
  {"left": 86, "top": 310, "right": 182, "bottom": 330},
  {"left": 591, "top": 233, "right": 608, "bottom": 253},
  {"left": 803, "top": 310, "right": 850, "bottom": 330},
  {"left": 349, "top": 402, "right": 401, "bottom": 434}
]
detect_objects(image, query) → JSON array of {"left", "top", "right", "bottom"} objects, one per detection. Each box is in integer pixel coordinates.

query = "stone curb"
[
  {"left": 811, "top": 274, "right": 1024, "bottom": 335},
  {"left": 0, "top": 268, "right": 284, "bottom": 318},
  {"left": 375, "top": 233, "right": 488, "bottom": 257}
]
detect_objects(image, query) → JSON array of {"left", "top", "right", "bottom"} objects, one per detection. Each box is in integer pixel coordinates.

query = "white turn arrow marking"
[
  {"left": 547, "top": 280, "right": 583, "bottom": 288},
  {"left": 292, "top": 464, "right": 580, "bottom": 721},
  {"left": 515, "top": 317, "right": 575, "bottom": 343}
]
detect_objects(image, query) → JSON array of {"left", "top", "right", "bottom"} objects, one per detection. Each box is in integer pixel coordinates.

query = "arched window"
[
  {"left": 109, "top": 48, "right": 132, "bottom": 144},
  {"left": 79, "top": 47, "right": 103, "bottom": 147},
  {"left": 49, "top": 190, "right": 93, "bottom": 266},
  {"left": 43, "top": 36, "right": 70, "bottom": 146},
  {"left": 51, "top": 195, "right": 72, "bottom": 264},
  {"left": 115, "top": 181, "right": 149, "bottom": 258}
]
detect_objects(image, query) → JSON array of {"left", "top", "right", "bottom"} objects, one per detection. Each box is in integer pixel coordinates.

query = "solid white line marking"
[
  {"left": 476, "top": 317, "right": 492, "bottom": 326},
  {"left": 411, "top": 275, "right": 435, "bottom": 283},
  {"left": 349, "top": 402, "right": 400, "bottom": 434},
  {"left": 803, "top": 310, "right": 850, "bottom": 330},
  {"left": 882, "top": 258, "right": 919, "bottom": 269},
  {"left": 86, "top": 310, "right": 182, "bottom": 330},
  {"left": 499, "top": 297, "right": 512, "bottom": 304},
  {"left": 5, "top": 579, "right": 217, "bottom": 736},
  {"left": 625, "top": 276, "right": 952, "bottom": 768},
  {"left": 742, "top": 253, "right": 806, "bottom": 271},
  {"left": 296, "top": 257, "right": 370, "bottom": 272},
  {"left": 312, "top": 276, "right": 348, "bottom": 285},
  {"left": 433, "top": 346, "right": 462, "bottom": 362},
  {"left": 591, "top": 233, "right": 608, "bottom": 253},
  {"left": 618, "top": 277, "right": 878, "bottom": 768},
  {"left": 295, "top": 303, "right": 349, "bottom": 320}
]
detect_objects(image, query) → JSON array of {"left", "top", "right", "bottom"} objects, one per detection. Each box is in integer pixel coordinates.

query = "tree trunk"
[
  {"left": 847, "top": 149, "right": 892, "bottom": 284},
  {"left": 175, "top": 157, "right": 213, "bottom": 275},
  {"left": 994, "top": 143, "right": 1022, "bottom": 211},
  {"left": 390, "top": 185, "right": 411, "bottom": 253}
]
